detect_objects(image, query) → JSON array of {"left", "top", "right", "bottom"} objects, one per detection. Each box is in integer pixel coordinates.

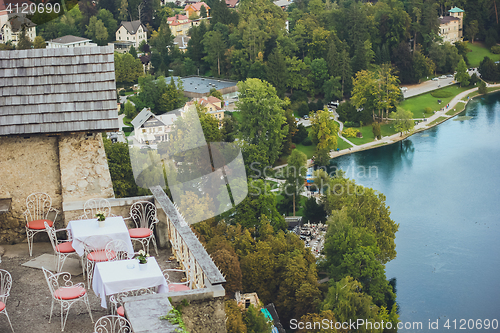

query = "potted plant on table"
[
  {"left": 135, "top": 250, "right": 149, "bottom": 270},
  {"left": 96, "top": 210, "right": 106, "bottom": 228}
]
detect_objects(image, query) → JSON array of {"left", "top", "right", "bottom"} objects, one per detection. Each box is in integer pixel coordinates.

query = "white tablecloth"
[
  {"left": 67, "top": 216, "right": 134, "bottom": 257},
  {"left": 92, "top": 257, "right": 169, "bottom": 308}
]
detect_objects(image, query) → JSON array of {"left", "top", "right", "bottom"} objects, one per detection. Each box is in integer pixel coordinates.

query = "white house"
[
  {"left": 116, "top": 20, "right": 147, "bottom": 49},
  {"left": 46, "top": 35, "right": 97, "bottom": 48},
  {"left": 1, "top": 15, "right": 36, "bottom": 46},
  {"left": 132, "top": 108, "right": 176, "bottom": 145}
]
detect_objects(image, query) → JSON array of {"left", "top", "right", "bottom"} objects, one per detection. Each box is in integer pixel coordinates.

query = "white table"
[
  {"left": 92, "top": 257, "right": 169, "bottom": 308},
  {"left": 67, "top": 216, "right": 134, "bottom": 257}
]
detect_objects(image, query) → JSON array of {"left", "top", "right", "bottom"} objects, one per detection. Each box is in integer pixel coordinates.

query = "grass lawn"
[
  {"left": 426, "top": 116, "right": 448, "bottom": 127},
  {"left": 344, "top": 125, "right": 375, "bottom": 145},
  {"left": 295, "top": 143, "right": 316, "bottom": 159},
  {"left": 399, "top": 85, "right": 470, "bottom": 118},
  {"left": 123, "top": 116, "right": 133, "bottom": 127},
  {"left": 380, "top": 122, "right": 398, "bottom": 137},
  {"left": 337, "top": 138, "right": 352, "bottom": 151},
  {"left": 467, "top": 42, "right": 500, "bottom": 68}
]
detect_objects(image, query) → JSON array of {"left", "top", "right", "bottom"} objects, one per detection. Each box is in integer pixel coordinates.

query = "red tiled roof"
[
  {"left": 225, "top": 0, "right": 238, "bottom": 8},
  {"left": 184, "top": 1, "right": 210, "bottom": 11}
]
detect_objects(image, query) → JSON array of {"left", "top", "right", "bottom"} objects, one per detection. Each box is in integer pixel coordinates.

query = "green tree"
[
  {"left": 225, "top": 300, "right": 247, "bottom": 333},
  {"left": 390, "top": 108, "right": 414, "bottom": 136},
  {"left": 123, "top": 101, "right": 137, "bottom": 119},
  {"left": 16, "top": 29, "right": 33, "bottom": 50},
  {"left": 243, "top": 305, "right": 272, "bottom": 333},
  {"left": 237, "top": 78, "right": 288, "bottom": 166},
  {"left": 309, "top": 108, "right": 338, "bottom": 166},
  {"left": 208, "top": 88, "right": 224, "bottom": 103},
  {"left": 308, "top": 58, "right": 329, "bottom": 95},
  {"left": 302, "top": 196, "right": 327, "bottom": 223},
  {"left": 118, "top": 0, "right": 129, "bottom": 21},
  {"left": 285, "top": 56, "right": 307, "bottom": 94},
  {"left": 211, "top": 248, "right": 242, "bottom": 294},
  {"left": 85, "top": 16, "right": 108, "bottom": 45},
  {"left": 266, "top": 48, "right": 287, "bottom": 98},
  {"left": 200, "top": 4, "right": 207, "bottom": 18},
  {"left": 372, "top": 122, "right": 381, "bottom": 140},
  {"left": 203, "top": 30, "right": 227, "bottom": 76},
  {"left": 33, "top": 35, "right": 46, "bottom": 49},
  {"left": 97, "top": 8, "right": 117, "bottom": 42},
  {"left": 478, "top": 81, "right": 487, "bottom": 94},
  {"left": 129, "top": 45, "right": 138, "bottom": 58},
  {"left": 466, "top": 20, "right": 479, "bottom": 43},
  {"left": 455, "top": 57, "right": 470, "bottom": 87},
  {"left": 194, "top": 101, "right": 222, "bottom": 142},
  {"left": 279, "top": 149, "right": 307, "bottom": 215}
]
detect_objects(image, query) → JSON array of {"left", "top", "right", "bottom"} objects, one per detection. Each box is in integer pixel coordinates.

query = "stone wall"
[
  {"left": 175, "top": 296, "right": 227, "bottom": 333},
  {"left": 0, "top": 136, "right": 63, "bottom": 243},
  {"left": 59, "top": 133, "right": 114, "bottom": 204},
  {"left": 0, "top": 132, "right": 116, "bottom": 244}
]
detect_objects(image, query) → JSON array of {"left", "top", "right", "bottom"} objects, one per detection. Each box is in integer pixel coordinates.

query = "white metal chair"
[
  {"left": 162, "top": 269, "right": 191, "bottom": 292},
  {"left": 94, "top": 315, "right": 132, "bottom": 333},
  {"left": 0, "top": 269, "right": 14, "bottom": 332},
  {"left": 81, "top": 198, "right": 115, "bottom": 220},
  {"left": 42, "top": 267, "right": 93, "bottom": 331},
  {"left": 45, "top": 222, "right": 80, "bottom": 273},
  {"left": 127, "top": 201, "right": 159, "bottom": 255},
  {"left": 83, "top": 236, "right": 114, "bottom": 289},
  {"left": 105, "top": 240, "right": 130, "bottom": 261},
  {"left": 109, "top": 288, "right": 156, "bottom": 317},
  {"left": 23, "top": 192, "right": 59, "bottom": 256}
]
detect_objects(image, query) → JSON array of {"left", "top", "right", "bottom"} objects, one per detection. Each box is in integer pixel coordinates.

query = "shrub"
[
  {"left": 122, "top": 127, "right": 133, "bottom": 134},
  {"left": 491, "top": 45, "right": 500, "bottom": 54},
  {"left": 424, "top": 107, "right": 433, "bottom": 114},
  {"left": 290, "top": 90, "right": 308, "bottom": 103},
  {"left": 293, "top": 123, "right": 309, "bottom": 143},
  {"left": 344, "top": 121, "right": 360, "bottom": 128},
  {"left": 308, "top": 102, "right": 318, "bottom": 112},
  {"left": 316, "top": 99, "right": 324, "bottom": 111},
  {"left": 430, "top": 90, "right": 453, "bottom": 98},
  {"left": 119, "top": 90, "right": 126, "bottom": 96},
  {"left": 297, "top": 102, "right": 309, "bottom": 117},
  {"left": 302, "top": 137, "right": 312, "bottom": 146},
  {"left": 342, "top": 127, "right": 360, "bottom": 138}
]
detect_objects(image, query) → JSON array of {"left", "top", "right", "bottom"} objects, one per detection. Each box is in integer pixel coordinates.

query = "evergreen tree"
[{"left": 16, "top": 29, "right": 33, "bottom": 50}]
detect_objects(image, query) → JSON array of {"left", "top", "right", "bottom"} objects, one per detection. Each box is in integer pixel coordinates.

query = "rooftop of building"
[
  {"left": 0, "top": 46, "right": 118, "bottom": 136},
  {"left": 48, "top": 35, "right": 91, "bottom": 44},
  {"left": 171, "top": 76, "right": 237, "bottom": 95}
]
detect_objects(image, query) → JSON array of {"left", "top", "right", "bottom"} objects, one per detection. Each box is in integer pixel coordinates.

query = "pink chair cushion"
[
  {"left": 27, "top": 219, "right": 53, "bottom": 230},
  {"left": 117, "top": 306, "right": 125, "bottom": 317},
  {"left": 87, "top": 250, "right": 115, "bottom": 262},
  {"left": 129, "top": 228, "right": 152, "bottom": 238},
  {"left": 169, "top": 284, "right": 190, "bottom": 292},
  {"left": 53, "top": 286, "right": 86, "bottom": 300},
  {"left": 55, "top": 242, "right": 75, "bottom": 254},
  {"left": 0, "top": 301, "right": 5, "bottom": 312}
]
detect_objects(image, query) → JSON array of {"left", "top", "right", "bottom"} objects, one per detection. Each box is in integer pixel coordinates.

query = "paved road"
[{"left": 402, "top": 69, "right": 479, "bottom": 98}]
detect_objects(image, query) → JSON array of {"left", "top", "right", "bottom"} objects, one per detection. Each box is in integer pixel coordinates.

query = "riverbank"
[
  {"left": 325, "top": 84, "right": 500, "bottom": 162},
  {"left": 272, "top": 84, "right": 500, "bottom": 170}
]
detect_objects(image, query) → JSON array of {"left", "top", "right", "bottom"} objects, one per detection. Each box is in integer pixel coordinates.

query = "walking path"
[{"left": 274, "top": 83, "right": 500, "bottom": 170}]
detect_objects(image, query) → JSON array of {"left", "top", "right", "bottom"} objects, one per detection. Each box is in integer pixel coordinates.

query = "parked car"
[
  {"left": 447, "top": 74, "right": 454, "bottom": 78},
  {"left": 439, "top": 75, "right": 447, "bottom": 79},
  {"left": 431, "top": 78, "right": 439, "bottom": 81},
  {"left": 303, "top": 115, "right": 309, "bottom": 120}
]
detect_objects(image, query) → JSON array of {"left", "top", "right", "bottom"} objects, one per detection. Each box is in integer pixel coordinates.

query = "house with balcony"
[
  {"left": 1, "top": 14, "right": 36, "bottom": 46},
  {"left": 167, "top": 14, "right": 191, "bottom": 37},
  {"left": 439, "top": 6, "right": 464, "bottom": 43},
  {"left": 116, "top": 20, "right": 147, "bottom": 49}
]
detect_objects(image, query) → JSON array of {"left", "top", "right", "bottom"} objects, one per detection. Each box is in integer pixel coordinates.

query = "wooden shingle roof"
[{"left": 0, "top": 45, "right": 119, "bottom": 136}]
